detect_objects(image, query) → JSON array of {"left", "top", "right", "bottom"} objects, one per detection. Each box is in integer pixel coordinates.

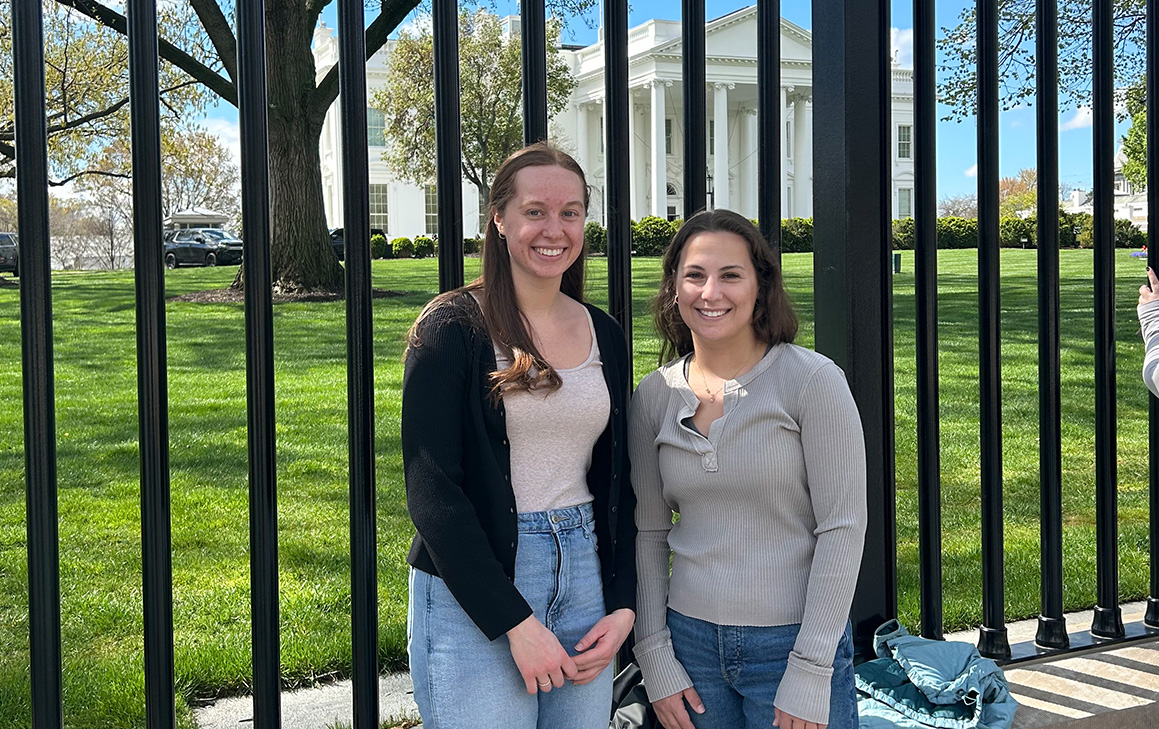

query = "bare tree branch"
[
  {"left": 54, "top": 0, "right": 238, "bottom": 106},
  {"left": 50, "top": 169, "right": 132, "bottom": 187}
]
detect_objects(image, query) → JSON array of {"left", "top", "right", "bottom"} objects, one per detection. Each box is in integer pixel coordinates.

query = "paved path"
[{"left": 196, "top": 602, "right": 1157, "bottom": 729}]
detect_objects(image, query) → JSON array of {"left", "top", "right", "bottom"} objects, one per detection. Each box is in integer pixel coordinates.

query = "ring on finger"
[{"left": 536, "top": 678, "right": 551, "bottom": 688}]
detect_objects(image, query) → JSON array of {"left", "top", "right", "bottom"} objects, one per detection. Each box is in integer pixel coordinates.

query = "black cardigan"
[{"left": 402, "top": 292, "right": 637, "bottom": 641}]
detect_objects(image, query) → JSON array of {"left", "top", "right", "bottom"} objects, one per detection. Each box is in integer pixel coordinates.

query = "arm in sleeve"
[
  {"left": 1139, "top": 300, "right": 1159, "bottom": 399},
  {"left": 630, "top": 376, "right": 694, "bottom": 701},
  {"left": 773, "top": 362, "right": 867, "bottom": 725},
  {"left": 402, "top": 308, "right": 532, "bottom": 640}
]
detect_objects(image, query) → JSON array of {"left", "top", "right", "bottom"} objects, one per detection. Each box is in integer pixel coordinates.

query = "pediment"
[{"left": 651, "top": 6, "right": 813, "bottom": 63}]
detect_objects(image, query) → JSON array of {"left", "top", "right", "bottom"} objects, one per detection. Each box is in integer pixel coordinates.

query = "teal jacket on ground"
[{"left": 856, "top": 620, "right": 1018, "bottom": 729}]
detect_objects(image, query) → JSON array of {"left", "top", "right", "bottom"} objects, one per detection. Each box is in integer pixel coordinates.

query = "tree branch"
[
  {"left": 189, "top": 0, "right": 238, "bottom": 85},
  {"left": 310, "top": 0, "right": 422, "bottom": 123},
  {"left": 53, "top": 0, "right": 238, "bottom": 106},
  {"left": 50, "top": 169, "right": 133, "bottom": 187}
]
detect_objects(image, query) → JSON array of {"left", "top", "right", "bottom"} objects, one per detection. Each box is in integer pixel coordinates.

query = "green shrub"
[
  {"left": 370, "top": 233, "right": 391, "bottom": 259},
  {"left": 1115, "top": 218, "right": 1146, "bottom": 249},
  {"left": 413, "top": 236, "right": 436, "bottom": 258},
  {"left": 632, "top": 216, "right": 675, "bottom": 256},
  {"left": 391, "top": 236, "right": 414, "bottom": 258},
  {"left": 892, "top": 218, "right": 915, "bottom": 251},
  {"left": 999, "top": 216, "right": 1036, "bottom": 248},
  {"left": 584, "top": 221, "right": 607, "bottom": 255},
  {"left": 1058, "top": 209, "right": 1080, "bottom": 248},
  {"left": 937, "top": 217, "right": 978, "bottom": 249},
  {"left": 464, "top": 237, "right": 481, "bottom": 255},
  {"left": 1072, "top": 212, "right": 1095, "bottom": 249},
  {"left": 780, "top": 217, "right": 813, "bottom": 253}
]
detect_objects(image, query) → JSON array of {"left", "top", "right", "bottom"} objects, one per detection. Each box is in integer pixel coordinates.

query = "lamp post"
[{"left": 707, "top": 170, "right": 715, "bottom": 211}]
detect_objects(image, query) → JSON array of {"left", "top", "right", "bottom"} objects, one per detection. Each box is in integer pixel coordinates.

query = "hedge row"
[
  {"left": 368, "top": 234, "right": 478, "bottom": 259},
  {"left": 579, "top": 211, "right": 1147, "bottom": 256}
]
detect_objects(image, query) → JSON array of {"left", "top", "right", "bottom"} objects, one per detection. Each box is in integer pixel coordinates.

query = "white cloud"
[
  {"left": 1060, "top": 106, "right": 1093, "bottom": 132},
  {"left": 891, "top": 27, "right": 914, "bottom": 69},
  {"left": 200, "top": 116, "right": 242, "bottom": 167},
  {"left": 396, "top": 12, "right": 433, "bottom": 38},
  {"left": 964, "top": 164, "right": 978, "bottom": 178}
]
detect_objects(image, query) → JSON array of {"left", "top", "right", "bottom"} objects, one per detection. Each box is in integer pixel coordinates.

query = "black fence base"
[
  {"left": 1144, "top": 597, "right": 1159, "bottom": 628},
  {"left": 978, "top": 625, "right": 1011, "bottom": 660},
  {"left": 1091, "top": 605, "right": 1125, "bottom": 638},
  {"left": 1034, "top": 615, "right": 1069, "bottom": 649}
]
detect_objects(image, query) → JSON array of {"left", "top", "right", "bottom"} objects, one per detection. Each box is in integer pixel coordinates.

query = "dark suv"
[
  {"left": 0, "top": 232, "right": 17, "bottom": 276},
  {"left": 164, "top": 227, "right": 243, "bottom": 268},
  {"left": 329, "top": 228, "right": 386, "bottom": 261}
]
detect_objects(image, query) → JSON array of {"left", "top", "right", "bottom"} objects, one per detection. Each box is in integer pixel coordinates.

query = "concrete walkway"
[{"left": 195, "top": 602, "right": 1157, "bottom": 729}]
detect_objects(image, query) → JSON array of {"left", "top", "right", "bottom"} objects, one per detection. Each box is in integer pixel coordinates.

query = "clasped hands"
[
  {"left": 507, "top": 608, "right": 635, "bottom": 693},
  {"left": 653, "top": 688, "right": 827, "bottom": 729}
]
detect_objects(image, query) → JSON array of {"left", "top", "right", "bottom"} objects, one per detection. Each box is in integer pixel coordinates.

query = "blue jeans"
[
  {"left": 668, "top": 609, "right": 858, "bottom": 729},
  {"left": 408, "top": 503, "right": 613, "bottom": 729}
]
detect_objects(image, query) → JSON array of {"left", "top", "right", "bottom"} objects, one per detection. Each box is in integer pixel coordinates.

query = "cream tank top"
[{"left": 496, "top": 308, "right": 611, "bottom": 513}]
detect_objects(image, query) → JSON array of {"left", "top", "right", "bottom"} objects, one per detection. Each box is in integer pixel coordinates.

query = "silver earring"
[{"left": 498, "top": 232, "right": 506, "bottom": 240}]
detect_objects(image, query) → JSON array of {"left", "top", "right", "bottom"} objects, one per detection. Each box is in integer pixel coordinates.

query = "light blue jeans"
[
  {"left": 408, "top": 503, "right": 613, "bottom": 729},
  {"left": 668, "top": 609, "right": 858, "bottom": 729}
]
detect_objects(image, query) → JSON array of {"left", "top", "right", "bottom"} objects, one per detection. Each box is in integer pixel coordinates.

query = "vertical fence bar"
[
  {"left": 1091, "top": 0, "right": 1125, "bottom": 639},
  {"left": 812, "top": 0, "right": 896, "bottom": 655},
  {"left": 127, "top": 0, "right": 177, "bottom": 724},
  {"left": 236, "top": 0, "right": 281, "bottom": 723},
  {"left": 682, "top": 0, "right": 707, "bottom": 218},
  {"left": 12, "top": 0, "right": 63, "bottom": 725},
  {"left": 1146, "top": 0, "right": 1159, "bottom": 630},
  {"left": 336, "top": 2, "right": 380, "bottom": 726},
  {"left": 913, "top": 0, "right": 942, "bottom": 641},
  {"left": 605, "top": 0, "right": 632, "bottom": 346},
  {"left": 757, "top": 0, "right": 781, "bottom": 254},
  {"left": 976, "top": 0, "right": 1010, "bottom": 659},
  {"left": 522, "top": 0, "right": 548, "bottom": 143},
  {"left": 1035, "top": 0, "right": 1068, "bottom": 649},
  {"left": 434, "top": 0, "right": 465, "bottom": 293}
]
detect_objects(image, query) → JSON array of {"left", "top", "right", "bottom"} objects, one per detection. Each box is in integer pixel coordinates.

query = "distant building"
[
  {"left": 313, "top": 6, "right": 916, "bottom": 239},
  {"left": 1065, "top": 148, "right": 1149, "bottom": 233}
]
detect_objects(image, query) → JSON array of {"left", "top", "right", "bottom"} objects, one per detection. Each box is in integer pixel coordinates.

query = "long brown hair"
[
  {"left": 653, "top": 209, "right": 798, "bottom": 364},
  {"left": 407, "top": 142, "right": 590, "bottom": 396}
]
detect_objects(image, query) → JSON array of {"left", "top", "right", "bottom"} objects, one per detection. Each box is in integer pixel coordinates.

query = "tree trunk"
[{"left": 231, "top": 0, "right": 344, "bottom": 293}]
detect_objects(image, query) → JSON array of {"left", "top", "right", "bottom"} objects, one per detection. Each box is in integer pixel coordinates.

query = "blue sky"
[{"left": 204, "top": 0, "right": 1128, "bottom": 202}]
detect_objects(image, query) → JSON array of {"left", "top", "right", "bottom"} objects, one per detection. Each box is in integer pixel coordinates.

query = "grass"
[{"left": 0, "top": 248, "right": 1154, "bottom": 727}]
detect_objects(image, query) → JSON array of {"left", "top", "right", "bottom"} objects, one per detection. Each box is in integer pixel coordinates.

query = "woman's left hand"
[
  {"left": 1140, "top": 268, "right": 1159, "bottom": 306},
  {"left": 773, "top": 707, "right": 825, "bottom": 729},
  {"left": 570, "top": 608, "right": 636, "bottom": 684}
]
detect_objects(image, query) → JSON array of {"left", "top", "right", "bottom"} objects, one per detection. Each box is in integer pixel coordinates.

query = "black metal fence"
[{"left": 10, "top": 0, "right": 1159, "bottom": 726}]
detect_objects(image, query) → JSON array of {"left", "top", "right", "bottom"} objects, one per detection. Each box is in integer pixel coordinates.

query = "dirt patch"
[{"left": 168, "top": 286, "right": 408, "bottom": 304}]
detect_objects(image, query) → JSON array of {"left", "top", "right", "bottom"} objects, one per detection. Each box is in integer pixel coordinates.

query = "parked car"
[
  {"left": 0, "top": 232, "right": 17, "bottom": 276},
  {"left": 329, "top": 228, "right": 386, "bottom": 261},
  {"left": 164, "top": 227, "right": 243, "bottom": 269}
]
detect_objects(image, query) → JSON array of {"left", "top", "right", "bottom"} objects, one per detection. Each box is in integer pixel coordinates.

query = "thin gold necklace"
[{"left": 692, "top": 355, "right": 745, "bottom": 403}]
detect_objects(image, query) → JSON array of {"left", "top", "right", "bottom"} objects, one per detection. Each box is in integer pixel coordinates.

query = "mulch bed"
[{"left": 168, "top": 286, "right": 408, "bottom": 304}]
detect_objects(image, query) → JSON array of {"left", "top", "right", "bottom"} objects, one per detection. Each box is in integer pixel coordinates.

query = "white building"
[
  {"left": 1065, "top": 148, "right": 1149, "bottom": 233},
  {"left": 314, "top": 7, "right": 916, "bottom": 239}
]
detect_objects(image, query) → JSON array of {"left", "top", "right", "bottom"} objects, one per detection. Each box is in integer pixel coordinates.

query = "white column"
[
  {"left": 712, "top": 83, "right": 731, "bottom": 210},
  {"left": 741, "top": 107, "right": 758, "bottom": 219},
  {"left": 628, "top": 94, "right": 640, "bottom": 219},
  {"left": 794, "top": 92, "right": 813, "bottom": 218},
  {"left": 576, "top": 103, "right": 589, "bottom": 172},
  {"left": 780, "top": 85, "right": 790, "bottom": 217},
  {"left": 650, "top": 81, "right": 668, "bottom": 218}
]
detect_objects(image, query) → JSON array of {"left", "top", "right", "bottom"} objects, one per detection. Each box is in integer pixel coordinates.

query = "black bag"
[{"left": 609, "top": 663, "right": 660, "bottom": 729}]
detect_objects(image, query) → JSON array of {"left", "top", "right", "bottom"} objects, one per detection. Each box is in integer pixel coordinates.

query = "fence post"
[{"left": 811, "top": 0, "right": 896, "bottom": 654}]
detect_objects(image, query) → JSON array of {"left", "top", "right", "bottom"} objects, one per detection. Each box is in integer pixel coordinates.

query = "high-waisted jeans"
[
  {"left": 408, "top": 502, "right": 612, "bottom": 729},
  {"left": 668, "top": 608, "right": 858, "bottom": 729}
]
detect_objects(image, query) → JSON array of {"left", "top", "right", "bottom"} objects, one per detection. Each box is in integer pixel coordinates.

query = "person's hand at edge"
[
  {"left": 773, "top": 706, "right": 825, "bottom": 729},
  {"left": 570, "top": 608, "right": 635, "bottom": 684},
  {"left": 652, "top": 687, "right": 705, "bottom": 729},
  {"left": 507, "top": 614, "right": 578, "bottom": 694},
  {"left": 1139, "top": 267, "right": 1159, "bottom": 306}
]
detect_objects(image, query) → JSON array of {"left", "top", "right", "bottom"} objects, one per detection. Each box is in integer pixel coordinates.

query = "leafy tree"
[
  {"left": 998, "top": 168, "right": 1036, "bottom": 218},
  {"left": 373, "top": 9, "right": 576, "bottom": 212},
  {"left": 938, "top": 0, "right": 1146, "bottom": 118},
  {"left": 1120, "top": 84, "right": 1147, "bottom": 190}
]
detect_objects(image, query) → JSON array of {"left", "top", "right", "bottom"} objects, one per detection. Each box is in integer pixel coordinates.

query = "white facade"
[
  {"left": 1065, "top": 149, "right": 1150, "bottom": 233},
  {"left": 314, "top": 7, "right": 916, "bottom": 238}
]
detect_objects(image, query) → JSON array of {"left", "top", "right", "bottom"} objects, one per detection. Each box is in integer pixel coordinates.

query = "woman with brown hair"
[
  {"left": 402, "top": 142, "right": 636, "bottom": 728},
  {"left": 630, "top": 210, "right": 866, "bottom": 729}
]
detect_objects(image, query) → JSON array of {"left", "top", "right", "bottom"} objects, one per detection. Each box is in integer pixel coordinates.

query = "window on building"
[
  {"left": 600, "top": 116, "right": 605, "bottom": 154},
  {"left": 667, "top": 205, "right": 678, "bottom": 222},
  {"left": 897, "top": 125, "right": 912, "bottom": 159},
  {"left": 665, "top": 118, "right": 673, "bottom": 155},
  {"left": 424, "top": 184, "right": 439, "bottom": 236},
  {"left": 898, "top": 188, "right": 913, "bottom": 218},
  {"left": 368, "top": 107, "right": 385, "bottom": 147},
  {"left": 785, "top": 121, "right": 793, "bottom": 159},
  {"left": 369, "top": 184, "right": 389, "bottom": 232},
  {"left": 709, "top": 120, "right": 715, "bottom": 152}
]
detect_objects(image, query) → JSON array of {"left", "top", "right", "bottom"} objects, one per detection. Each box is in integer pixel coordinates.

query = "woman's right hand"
[
  {"left": 506, "top": 614, "right": 578, "bottom": 694},
  {"left": 653, "top": 687, "right": 705, "bottom": 729},
  {"left": 1140, "top": 268, "right": 1159, "bottom": 305}
]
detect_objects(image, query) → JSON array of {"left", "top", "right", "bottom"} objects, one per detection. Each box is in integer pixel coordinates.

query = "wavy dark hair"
[
  {"left": 653, "top": 209, "right": 797, "bottom": 364},
  {"left": 407, "top": 142, "right": 589, "bottom": 396}
]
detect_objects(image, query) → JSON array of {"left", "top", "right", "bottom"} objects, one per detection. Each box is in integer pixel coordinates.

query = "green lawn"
[{"left": 0, "top": 248, "right": 1153, "bottom": 727}]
